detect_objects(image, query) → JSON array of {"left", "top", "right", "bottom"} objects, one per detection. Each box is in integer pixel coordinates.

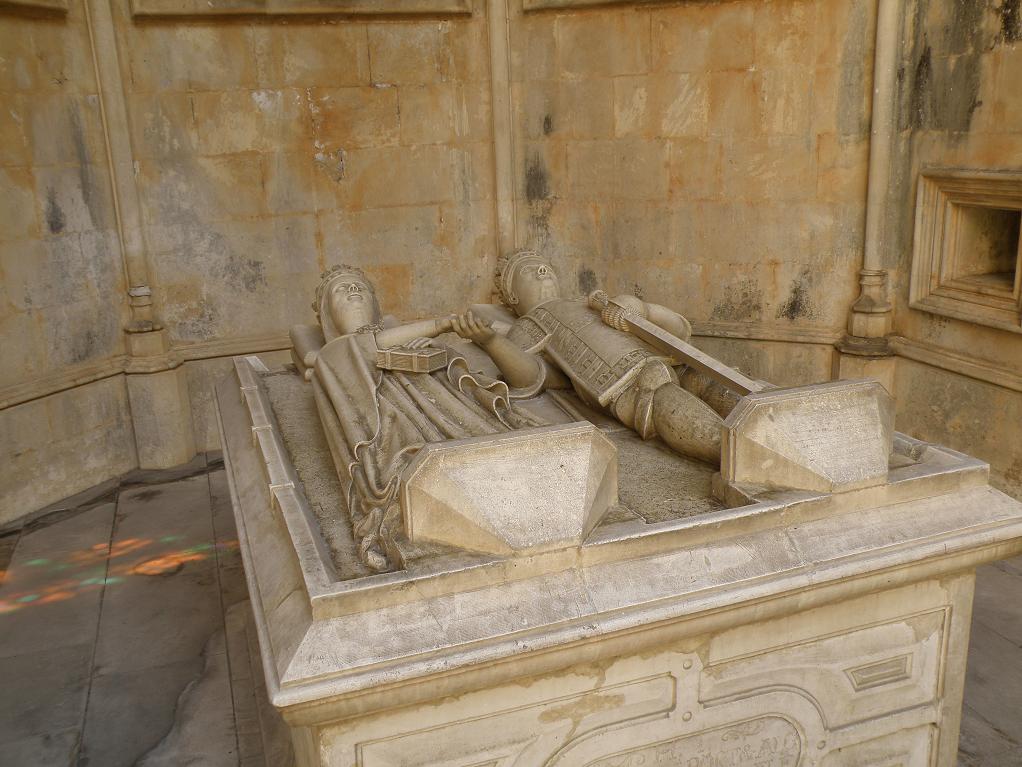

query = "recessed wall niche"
[{"left": 910, "top": 170, "right": 1022, "bottom": 334}]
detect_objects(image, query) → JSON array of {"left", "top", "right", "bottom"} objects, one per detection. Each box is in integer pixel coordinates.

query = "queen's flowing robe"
[{"left": 311, "top": 332, "right": 547, "bottom": 571}]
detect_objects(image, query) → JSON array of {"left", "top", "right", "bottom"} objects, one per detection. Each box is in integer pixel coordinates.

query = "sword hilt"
[{"left": 588, "top": 290, "right": 632, "bottom": 332}]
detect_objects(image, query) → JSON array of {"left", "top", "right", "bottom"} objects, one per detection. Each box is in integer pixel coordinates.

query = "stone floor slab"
[
  {"left": 89, "top": 548, "right": 222, "bottom": 674},
  {"left": 135, "top": 629, "right": 238, "bottom": 767},
  {"left": 0, "top": 727, "right": 81, "bottom": 765},
  {"left": 994, "top": 553, "right": 1022, "bottom": 578},
  {"left": 961, "top": 616, "right": 1022, "bottom": 742},
  {"left": 972, "top": 563, "right": 1022, "bottom": 646},
  {"left": 0, "top": 642, "right": 93, "bottom": 744},
  {"left": 957, "top": 703, "right": 1022, "bottom": 767},
  {"left": 0, "top": 503, "right": 114, "bottom": 658},
  {"left": 78, "top": 657, "right": 208, "bottom": 767},
  {"left": 91, "top": 475, "right": 223, "bottom": 674}
]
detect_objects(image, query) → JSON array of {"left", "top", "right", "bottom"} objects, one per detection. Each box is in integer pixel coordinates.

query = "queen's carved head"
[
  {"left": 494, "top": 250, "right": 561, "bottom": 316},
  {"left": 314, "top": 264, "right": 382, "bottom": 341}
]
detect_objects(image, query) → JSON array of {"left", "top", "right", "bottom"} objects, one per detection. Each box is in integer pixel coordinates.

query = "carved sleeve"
[{"left": 290, "top": 324, "right": 326, "bottom": 376}]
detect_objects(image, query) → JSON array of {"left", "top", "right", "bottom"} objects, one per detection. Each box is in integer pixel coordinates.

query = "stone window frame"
[{"left": 910, "top": 168, "right": 1022, "bottom": 335}]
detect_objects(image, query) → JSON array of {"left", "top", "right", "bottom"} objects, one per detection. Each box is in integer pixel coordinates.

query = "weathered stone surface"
[
  {"left": 402, "top": 423, "right": 617, "bottom": 555},
  {"left": 0, "top": 378, "right": 136, "bottom": 526},
  {"left": 722, "top": 379, "right": 894, "bottom": 493}
]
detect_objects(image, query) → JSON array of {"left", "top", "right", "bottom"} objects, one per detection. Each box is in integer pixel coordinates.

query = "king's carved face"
[
  {"left": 327, "top": 273, "right": 380, "bottom": 334},
  {"left": 511, "top": 260, "right": 560, "bottom": 315}
]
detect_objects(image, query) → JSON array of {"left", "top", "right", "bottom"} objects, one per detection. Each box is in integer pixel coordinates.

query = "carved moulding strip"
[
  {"left": 520, "top": 0, "right": 745, "bottom": 11},
  {"left": 130, "top": 0, "right": 470, "bottom": 16},
  {"left": 888, "top": 335, "right": 1022, "bottom": 394},
  {"left": 691, "top": 320, "right": 842, "bottom": 346},
  {"left": 0, "top": 0, "right": 68, "bottom": 14},
  {"left": 0, "top": 356, "right": 129, "bottom": 412},
  {"left": 174, "top": 332, "right": 291, "bottom": 362},
  {"left": 0, "top": 333, "right": 290, "bottom": 411},
  {"left": 522, "top": 0, "right": 630, "bottom": 10}
]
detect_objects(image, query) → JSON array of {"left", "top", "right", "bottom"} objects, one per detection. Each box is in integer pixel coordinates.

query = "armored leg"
[
  {"left": 651, "top": 382, "right": 723, "bottom": 466},
  {"left": 677, "top": 366, "right": 741, "bottom": 418}
]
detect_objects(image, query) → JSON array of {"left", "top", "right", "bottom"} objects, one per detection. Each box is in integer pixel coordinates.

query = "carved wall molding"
[
  {"left": 521, "top": 0, "right": 642, "bottom": 11},
  {"left": 130, "top": 0, "right": 471, "bottom": 17},
  {"left": 0, "top": 357, "right": 129, "bottom": 411},
  {"left": 174, "top": 332, "right": 292, "bottom": 362},
  {"left": 888, "top": 336, "right": 1022, "bottom": 394},
  {"left": 691, "top": 321, "right": 842, "bottom": 346},
  {"left": 0, "top": 333, "right": 291, "bottom": 411},
  {"left": 0, "top": 0, "right": 67, "bottom": 13},
  {"left": 7, "top": 327, "right": 1017, "bottom": 413}
]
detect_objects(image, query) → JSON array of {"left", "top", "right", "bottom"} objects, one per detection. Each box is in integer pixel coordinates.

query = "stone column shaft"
[
  {"left": 84, "top": 0, "right": 196, "bottom": 467},
  {"left": 846, "top": 0, "right": 901, "bottom": 344}
]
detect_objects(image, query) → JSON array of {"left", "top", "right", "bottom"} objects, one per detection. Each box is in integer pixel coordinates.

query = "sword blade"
[{"left": 621, "top": 313, "right": 765, "bottom": 396}]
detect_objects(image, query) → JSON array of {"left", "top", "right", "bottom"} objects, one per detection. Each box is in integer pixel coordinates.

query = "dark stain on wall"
[
  {"left": 776, "top": 268, "right": 817, "bottom": 321},
  {"left": 905, "top": 0, "right": 989, "bottom": 135},
  {"left": 218, "top": 252, "right": 267, "bottom": 293},
  {"left": 176, "top": 300, "right": 221, "bottom": 341},
  {"left": 577, "top": 266, "right": 598, "bottom": 295},
  {"left": 45, "top": 187, "right": 66, "bottom": 234},
  {"left": 69, "top": 327, "right": 101, "bottom": 365},
  {"left": 908, "top": 43, "right": 933, "bottom": 130},
  {"left": 944, "top": 0, "right": 987, "bottom": 54},
  {"left": 837, "top": 0, "right": 871, "bottom": 136},
  {"left": 711, "top": 279, "right": 764, "bottom": 322},
  {"left": 69, "top": 105, "right": 99, "bottom": 229},
  {"left": 542, "top": 114, "right": 554, "bottom": 136},
  {"left": 1000, "top": 0, "right": 1022, "bottom": 41},
  {"left": 525, "top": 153, "right": 551, "bottom": 202},
  {"left": 526, "top": 199, "right": 554, "bottom": 250}
]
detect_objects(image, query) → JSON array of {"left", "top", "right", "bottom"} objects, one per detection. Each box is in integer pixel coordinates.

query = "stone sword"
[{"left": 587, "top": 290, "right": 767, "bottom": 396}]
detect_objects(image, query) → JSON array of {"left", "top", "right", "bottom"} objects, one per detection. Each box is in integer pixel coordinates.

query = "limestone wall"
[
  {"left": 886, "top": 0, "right": 1022, "bottom": 497},
  {"left": 114, "top": 2, "right": 496, "bottom": 452},
  {"left": 1, "top": 0, "right": 497, "bottom": 522},
  {"left": 507, "top": 0, "right": 877, "bottom": 386},
  {"left": 120, "top": 5, "right": 495, "bottom": 345},
  {"left": 0, "top": 2, "right": 136, "bottom": 519}
]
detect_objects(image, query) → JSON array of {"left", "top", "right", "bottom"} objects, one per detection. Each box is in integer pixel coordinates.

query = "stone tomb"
[{"left": 217, "top": 354, "right": 1022, "bottom": 767}]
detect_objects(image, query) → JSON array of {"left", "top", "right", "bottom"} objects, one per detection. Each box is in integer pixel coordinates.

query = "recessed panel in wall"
[
  {"left": 131, "top": 0, "right": 470, "bottom": 16},
  {"left": 910, "top": 169, "right": 1022, "bottom": 334}
]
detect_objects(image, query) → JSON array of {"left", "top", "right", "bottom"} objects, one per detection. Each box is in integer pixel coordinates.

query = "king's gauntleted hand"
[{"left": 450, "top": 310, "right": 496, "bottom": 346}]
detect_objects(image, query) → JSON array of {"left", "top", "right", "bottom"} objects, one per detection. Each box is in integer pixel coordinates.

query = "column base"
[
  {"left": 833, "top": 335, "right": 897, "bottom": 397},
  {"left": 124, "top": 328, "right": 196, "bottom": 469}
]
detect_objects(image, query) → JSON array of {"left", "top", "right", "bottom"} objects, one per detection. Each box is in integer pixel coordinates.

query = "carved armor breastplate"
[{"left": 511, "top": 299, "right": 667, "bottom": 406}]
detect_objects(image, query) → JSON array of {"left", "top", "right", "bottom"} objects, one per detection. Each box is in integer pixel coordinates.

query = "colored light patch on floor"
[{"left": 0, "top": 537, "right": 239, "bottom": 614}]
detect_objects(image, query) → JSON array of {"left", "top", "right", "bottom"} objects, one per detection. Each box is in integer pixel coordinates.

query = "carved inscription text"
[{"left": 587, "top": 716, "right": 801, "bottom": 767}]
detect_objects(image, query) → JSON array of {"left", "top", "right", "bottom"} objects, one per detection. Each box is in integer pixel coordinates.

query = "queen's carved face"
[
  {"left": 327, "top": 273, "right": 380, "bottom": 335},
  {"left": 510, "top": 260, "right": 560, "bottom": 315}
]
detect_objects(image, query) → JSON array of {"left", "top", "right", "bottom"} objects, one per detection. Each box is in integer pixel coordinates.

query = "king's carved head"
[
  {"left": 315, "top": 264, "right": 382, "bottom": 337},
  {"left": 494, "top": 250, "right": 561, "bottom": 316}
]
